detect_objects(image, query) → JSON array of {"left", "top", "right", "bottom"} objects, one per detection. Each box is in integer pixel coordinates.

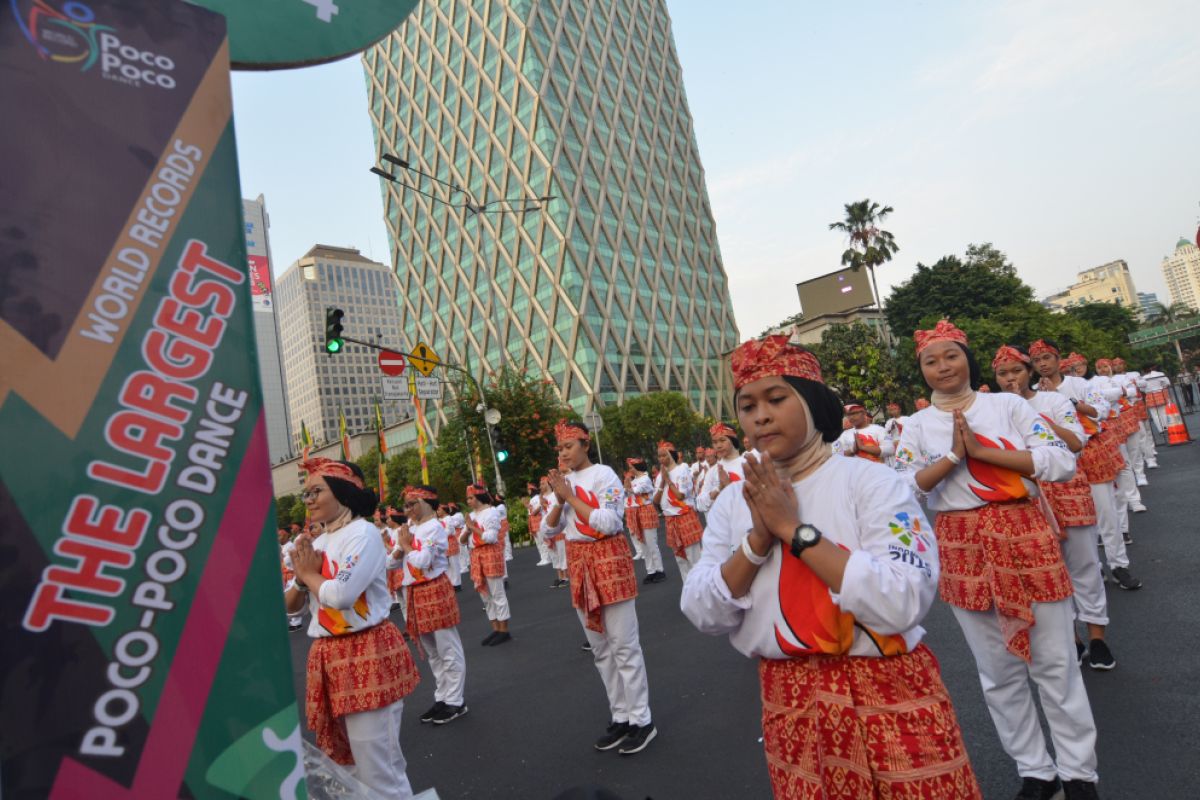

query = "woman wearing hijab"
[
  {"left": 895, "top": 321, "right": 1101, "bottom": 800},
  {"left": 285, "top": 458, "right": 419, "bottom": 799},
  {"left": 682, "top": 336, "right": 979, "bottom": 799}
]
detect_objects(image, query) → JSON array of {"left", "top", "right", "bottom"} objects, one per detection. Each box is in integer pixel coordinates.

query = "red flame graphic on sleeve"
[
  {"left": 967, "top": 434, "right": 1029, "bottom": 502},
  {"left": 317, "top": 553, "right": 355, "bottom": 635},
  {"left": 774, "top": 544, "right": 856, "bottom": 656},
  {"left": 854, "top": 433, "right": 883, "bottom": 462},
  {"left": 574, "top": 486, "right": 604, "bottom": 539}
]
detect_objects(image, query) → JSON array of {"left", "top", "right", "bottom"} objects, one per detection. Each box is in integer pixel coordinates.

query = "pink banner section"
[{"left": 50, "top": 416, "right": 273, "bottom": 799}]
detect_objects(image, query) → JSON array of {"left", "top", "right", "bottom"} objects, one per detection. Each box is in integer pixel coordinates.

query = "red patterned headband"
[
  {"left": 404, "top": 486, "right": 438, "bottom": 501},
  {"left": 1095, "top": 358, "right": 1112, "bottom": 368},
  {"left": 844, "top": 404, "right": 865, "bottom": 414},
  {"left": 914, "top": 319, "right": 968, "bottom": 355},
  {"left": 1028, "top": 339, "right": 1058, "bottom": 358},
  {"left": 466, "top": 484, "right": 489, "bottom": 498},
  {"left": 991, "top": 344, "right": 1029, "bottom": 370},
  {"left": 555, "top": 419, "right": 589, "bottom": 443},
  {"left": 300, "top": 457, "right": 364, "bottom": 489},
  {"left": 709, "top": 422, "right": 737, "bottom": 439},
  {"left": 1061, "top": 352, "right": 1084, "bottom": 368},
  {"left": 657, "top": 440, "right": 676, "bottom": 452},
  {"left": 730, "top": 335, "right": 823, "bottom": 390}
]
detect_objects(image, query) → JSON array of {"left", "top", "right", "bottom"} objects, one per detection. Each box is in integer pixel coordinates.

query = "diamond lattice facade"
[{"left": 363, "top": 0, "right": 739, "bottom": 417}]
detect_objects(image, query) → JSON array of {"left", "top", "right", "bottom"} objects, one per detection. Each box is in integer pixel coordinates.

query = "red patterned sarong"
[
  {"left": 469, "top": 542, "right": 505, "bottom": 595},
  {"left": 664, "top": 509, "right": 703, "bottom": 560},
  {"left": 636, "top": 503, "right": 659, "bottom": 531},
  {"left": 567, "top": 534, "right": 638, "bottom": 633},
  {"left": 305, "top": 622, "right": 418, "bottom": 765},
  {"left": 1039, "top": 472, "right": 1097, "bottom": 530},
  {"left": 759, "top": 645, "right": 981, "bottom": 800},
  {"left": 387, "top": 567, "right": 405, "bottom": 593},
  {"left": 935, "top": 500, "right": 1073, "bottom": 661},
  {"left": 624, "top": 506, "right": 645, "bottom": 540},
  {"left": 529, "top": 511, "right": 542, "bottom": 536},
  {"left": 1077, "top": 430, "right": 1123, "bottom": 484},
  {"left": 446, "top": 531, "right": 461, "bottom": 557},
  {"left": 405, "top": 574, "right": 460, "bottom": 658}
]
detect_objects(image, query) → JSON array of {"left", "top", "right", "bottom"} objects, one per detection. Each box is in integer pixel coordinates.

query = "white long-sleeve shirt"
[
  {"left": 893, "top": 392, "right": 1075, "bottom": 512},
  {"left": 1045, "top": 375, "right": 1103, "bottom": 435},
  {"left": 681, "top": 455, "right": 937, "bottom": 659},
  {"left": 657, "top": 463, "right": 695, "bottom": 516},
  {"left": 467, "top": 506, "right": 502, "bottom": 546},
  {"left": 836, "top": 423, "right": 895, "bottom": 463},
  {"left": 695, "top": 455, "right": 746, "bottom": 513},
  {"left": 400, "top": 516, "right": 449, "bottom": 585},
  {"left": 541, "top": 463, "right": 625, "bottom": 541},
  {"left": 1087, "top": 375, "right": 1123, "bottom": 420},
  {"left": 303, "top": 518, "right": 393, "bottom": 638},
  {"left": 1028, "top": 390, "right": 1085, "bottom": 446}
]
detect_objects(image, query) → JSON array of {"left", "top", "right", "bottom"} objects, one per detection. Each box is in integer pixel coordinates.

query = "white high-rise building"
[
  {"left": 276, "top": 245, "right": 410, "bottom": 451},
  {"left": 1161, "top": 237, "right": 1200, "bottom": 312},
  {"left": 243, "top": 195, "right": 292, "bottom": 463}
]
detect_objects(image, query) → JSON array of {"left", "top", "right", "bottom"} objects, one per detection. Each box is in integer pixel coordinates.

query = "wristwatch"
[{"left": 789, "top": 523, "right": 822, "bottom": 558}]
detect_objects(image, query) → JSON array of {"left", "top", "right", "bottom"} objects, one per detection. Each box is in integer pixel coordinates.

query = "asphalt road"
[{"left": 289, "top": 418, "right": 1199, "bottom": 799}]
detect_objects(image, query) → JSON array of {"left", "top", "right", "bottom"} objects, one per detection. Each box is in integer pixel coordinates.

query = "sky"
[{"left": 232, "top": 0, "right": 1200, "bottom": 337}]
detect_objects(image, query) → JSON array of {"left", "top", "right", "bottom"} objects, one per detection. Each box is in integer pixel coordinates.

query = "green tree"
[
  {"left": 810, "top": 323, "right": 924, "bottom": 412},
  {"left": 829, "top": 199, "right": 899, "bottom": 311},
  {"left": 598, "top": 391, "right": 711, "bottom": 464},
  {"left": 288, "top": 496, "right": 307, "bottom": 526},
  {"left": 884, "top": 244, "right": 1034, "bottom": 338},
  {"left": 274, "top": 494, "right": 298, "bottom": 529},
  {"left": 1064, "top": 302, "right": 1140, "bottom": 338},
  {"left": 1146, "top": 301, "right": 1198, "bottom": 324}
]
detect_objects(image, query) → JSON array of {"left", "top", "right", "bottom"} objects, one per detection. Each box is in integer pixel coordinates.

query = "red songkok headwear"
[
  {"left": 555, "top": 419, "right": 589, "bottom": 443},
  {"left": 914, "top": 319, "right": 968, "bottom": 355},
  {"left": 404, "top": 485, "right": 438, "bottom": 501},
  {"left": 843, "top": 403, "right": 865, "bottom": 414},
  {"left": 709, "top": 422, "right": 737, "bottom": 440},
  {"left": 730, "top": 335, "right": 823, "bottom": 390},
  {"left": 1095, "top": 358, "right": 1112, "bottom": 369},
  {"left": 991, "top": 344, "right": 1029, "bottom": 370},
  {"left": 1028, "top": 339, "right": 1058, "bottom": 358},
  {"left": 657, "top": 440, "right": 676, "bottom": 452},
  {"left": 1062, "top": 352, "right": 1086, "bottom": 368},
  {"left": 466, "top": 484, "right": 489, "bottom": 498},
  {"left": 300, "top": 456, "right": 363, "bottom": 489}
]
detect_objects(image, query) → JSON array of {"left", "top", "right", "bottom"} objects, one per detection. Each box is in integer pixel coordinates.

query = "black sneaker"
[
  {"left": 594, "top": 721, "right": 632, "bottom": 751},
  {"left": 641, "top": 573, "right": 655, "bottom": 584},
  {"left": 490, "top": 631, "right": 512, "bottom": 646},
  {"left": 1110, "top": 566, "right": 1143, "bottom": 590},
  {"left": 481, "top": 631, "right": 500, "bottom": 646},
  {"left": 420, "top": 701, "right": 446, "bottom": 723},
  {"left": 651, "top": 572, "right": 667, "bottom": 583},
  {"left": 1087, "top": 639, "right": 1116, "bottom": 671},
  {"left": 454, "top": 584, "right": 462, "bottom": 593},
  {"left": 1062, "top": 779, "right": 1100, "bottom": 799},
  {"left": 1014, "top": 776, "right": 1062, "bottom": 800},
  {"left": 431, "top": 704, "right": 468, "bottom": 725},
  {"left": 288, "top": 621, "right": 304, "bottom": 633},
  {"left": 1075, "top": 641, "right": 1087, "bottom": 666},
  {"left": 581, "top": 641, "right": 593, "bottom": 652},
  {"left": 618, "top": 722, "right": 657, "bottom": 755},
  {"left": 1122, "top": 531, "right": 1133, "bottom": 546}
]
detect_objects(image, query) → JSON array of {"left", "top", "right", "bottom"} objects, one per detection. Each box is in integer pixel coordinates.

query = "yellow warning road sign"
[{"left": 409, "top": 341, "right": 439, "bottom": 376}]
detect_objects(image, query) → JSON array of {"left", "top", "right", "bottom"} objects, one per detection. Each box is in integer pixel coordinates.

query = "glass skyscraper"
[{"left": 363, "top": 0, "right": 739, "bottom": 417}]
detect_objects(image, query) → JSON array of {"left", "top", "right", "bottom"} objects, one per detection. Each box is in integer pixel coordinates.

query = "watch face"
[{"left": 799, "top": 525, "right": 819, "bottom": 544}]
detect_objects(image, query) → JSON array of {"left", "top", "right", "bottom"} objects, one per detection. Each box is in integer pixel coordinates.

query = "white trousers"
[
  {"left": 576, "top": 598, "right": 652, "bottom": 727},
  {"left": 446, "top": 555, "right": 462, "bottom": 587},
  {"left": 641, "top": 527, "right": 664, "bottom": 575},
  {"left": 674, "top": 541, "right": 703, "bottom": 581},
  {"left": 549, "top": 537, "right": 567, "bottom": 571},
  {"left": 460, "top": 546, "right": 471, "bottom": 573},
  {"left": 1114, "top": 445, "right": 1142, "bottom": 513},
  {"left": 1142, "top": 420, "right": 1158, "bottom": 464},
  {"left": 1149, "top": 404, "right": 1168, "bottom": 434},
  {"left": 1125, "top": 427, "right": 1147, "bottom": 481},
  {"left": 485, "top": 576, "right": 510, "bottom": 621},
  {"left": 629, "top": 530, "right": 645, "bottom": 559},
  {"left": 504, "top": 532, "right": 513, "bottom": 561},
  {"left": 1089, "top": 481, "right": 1129, "bottom": 569},
  {"left": 952, "top": 601, "right": 1099, "bottom": 783},
  {"left": 420, "top": 627, "right": 466, "bottom": 706},
  {"left": 1059, "top": 523, "right": 1109, "bottom": 626},
  {"left": 535, "top": 531, "right": 552, "bottom": 563},
  {"left": 344, "top": 700, "right": 413, "bottom": 799}
]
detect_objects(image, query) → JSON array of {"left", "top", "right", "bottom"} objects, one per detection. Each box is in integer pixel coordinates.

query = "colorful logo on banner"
[{"left": 11, "top": 0, "right": 178, "bottom": 89}]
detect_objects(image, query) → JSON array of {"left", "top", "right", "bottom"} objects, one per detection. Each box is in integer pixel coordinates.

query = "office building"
[
  {"left": 1137, "top": 291, "right": 1160, "bottom": 320},
  {"left": 276, "top": 245, "right": 410, "bottom": 451},
  {"left": 1161, "top": 237, "right": 1200, "bottom": 312},
  {"left": 1043, "top": 260, "right": 1138, "bottom": 311},
  {"left": 362, "top": 0, "right": 740, "bottom": 417},
  {"left": 242, "top": 196, "right": 293, "bottom": 463}
]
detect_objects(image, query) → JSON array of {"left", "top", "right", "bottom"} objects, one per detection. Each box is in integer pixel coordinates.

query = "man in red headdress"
[
  {"left": 836, "top": 402, "right": 893, "bottom": 464},
  {"left": 883, "top": 402, "right": 909, "bottom": 466}
]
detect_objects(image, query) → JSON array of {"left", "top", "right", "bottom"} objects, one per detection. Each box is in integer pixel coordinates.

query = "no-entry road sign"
[{"left": 378, "top": 349, "right": 406, "bottom": 376}]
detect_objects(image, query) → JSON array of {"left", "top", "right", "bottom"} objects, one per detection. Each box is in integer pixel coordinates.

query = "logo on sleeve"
[{"left": 887, "top": 511, "right": 932, "bottom": 553}]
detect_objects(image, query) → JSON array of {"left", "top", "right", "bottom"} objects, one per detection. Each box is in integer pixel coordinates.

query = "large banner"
[{"left": 0, "top": 2, "right": 304, "bottom": 798}]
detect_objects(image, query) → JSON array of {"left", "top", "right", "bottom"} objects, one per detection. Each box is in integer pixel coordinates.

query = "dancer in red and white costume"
[
  {"left": 527, "top": 482, "right": 552, "bottom": 567},
  {"left": 391, "top": 485, "right": 468, "bottom": 724},
  {"left": 895, "top": 321, "right": 1101, "bottom": 800},
  {"left": 625, "top": 457, "right": 666, "bottom": 583},
  {"left": 996, "top": 345, "right": 1117, "bottom": 671},
  {"left": 540, "top": 476, "right": 569, "bottom": 588},
  {"left": 543, "top": 420, "right": 656, "bottom": 755},
  {"left": 682, "top": 335, "right": 980, "bottom": 800},
  {"left": 653, "top": 440, "right": 703, "bottom": 580},
  {"left": 1093, "top": 359, "right": 1147, "bottom": 553},
  {"left": 696, "top": 422, "right": 746, "bottom": 514},
  {"left": 835, "top": 401, "right": 893, "bottom": 463},
  {"left": 436, "top": 504, "right": 464, "bottom": 591},
  {"left": 461, "top": 485, "right": 512, "bottom": 645},
  {"left": 690, "top": 446, "right": 707, "bottom": 488},
  {"left": 883, "top": 402, "right": 909, "bottom": 466}
]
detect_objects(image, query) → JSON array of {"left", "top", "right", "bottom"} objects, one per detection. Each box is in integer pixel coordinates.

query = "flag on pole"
[
  {"left": 338, "top": 407, "right": 351, "bottom": 461},
  {"left": 375, "top": 400, "right": 388, "bottom": 499},
  {"left": 300, "top": 419, "right": 313, "bottom": 459},
  {"left": 414, "top": 398, "right": 431, "bottom": 484}
]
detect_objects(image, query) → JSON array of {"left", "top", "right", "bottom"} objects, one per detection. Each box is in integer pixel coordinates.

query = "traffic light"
[
  {"left": 489, "top": 426, "right": 509, "bottom": 463},
  {"left": 324, "top": 307, "right": 344, "bottom": 354}
]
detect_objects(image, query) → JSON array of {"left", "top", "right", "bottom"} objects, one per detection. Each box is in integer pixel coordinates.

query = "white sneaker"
[
  {"left": 1131, "top": 503, "right": 1147, "bottom": 513},
  {"left": 1136, "top": 477, "right": 1148, "bottom": 487},
  {"left": 632, "top": 553, "right": 643, "bottom": 561},
  {"left": 1147, "top": 462, "right": 1159, "bottom": 469},
  {"left": 536, "top": 559, "right": 550, "bottom": 566}
]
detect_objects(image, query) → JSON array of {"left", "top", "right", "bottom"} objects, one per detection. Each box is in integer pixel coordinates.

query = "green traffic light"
[
  {"left": 326, "top": 339, "right": 343, "bottom": 354},
  {"left": 496, "top": 450, "right": 509, "bottom": 463}
]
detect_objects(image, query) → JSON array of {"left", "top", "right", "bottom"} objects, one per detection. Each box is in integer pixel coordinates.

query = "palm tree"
[
  {"left": 1147, "top": 301, "right": 1198, "bottom": 325},
  {"left": 828, "top": 200, "right": 899, "bottom": 314}
]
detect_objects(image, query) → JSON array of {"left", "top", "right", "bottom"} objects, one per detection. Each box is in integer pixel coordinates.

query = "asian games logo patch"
[
  {"left": 11, "top": 0, "right": 178, "bottom": 89},
  {"left": 887, "top": 511, "right": 932, "bottom": 553}
]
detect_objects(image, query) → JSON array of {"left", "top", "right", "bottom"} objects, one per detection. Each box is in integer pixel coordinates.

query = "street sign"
[
  {"left": 414, "top": 375, "right": 442, "bottom": 400},
  {"left": 381, "top": 375, "right": 407, "bottom": 400},
  {"left": 410, "top": 341, "right": 439, "bottom": 376},
  {"left": 378, "top": 349, "right": 406, "bottom": 376},
  {"left": 584, "top": 410, "right": 604, "bottom": 432}
]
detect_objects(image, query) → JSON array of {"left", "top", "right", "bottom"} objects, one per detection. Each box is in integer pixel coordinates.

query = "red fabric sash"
[
  {"left": 567, "top": 534, "right": 638, "bottom": 633},
  {"left": 664, "top": 508, "right": 703, "bottom": 560}
]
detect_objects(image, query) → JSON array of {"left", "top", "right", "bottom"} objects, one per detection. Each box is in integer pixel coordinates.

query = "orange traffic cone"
[{"left": 1165, "top": 402, "right": 1190, "bottom": 445}]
